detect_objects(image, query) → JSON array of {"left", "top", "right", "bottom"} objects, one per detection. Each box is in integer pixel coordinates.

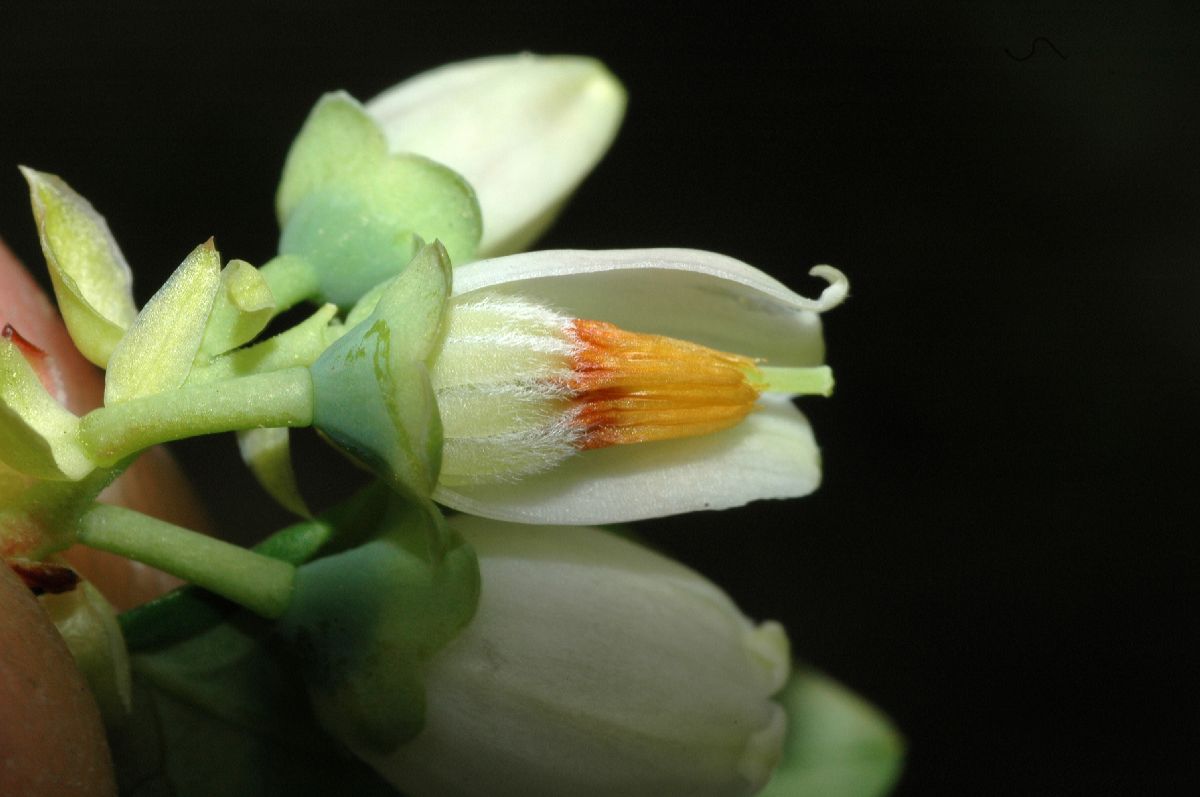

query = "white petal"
[
  {"left": 434, "top": 395, "right": 820, "bottom": 524},
  {"left": 451, "top": 248, "right": 847, "bottom": 366},
  {"left": 367, "top": 54, "right": 626, "bottom": 258}
]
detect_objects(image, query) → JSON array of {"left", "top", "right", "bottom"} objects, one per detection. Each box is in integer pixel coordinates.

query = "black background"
[{"left": 3, "top": 3, "right": 1198, "bottom": 794}]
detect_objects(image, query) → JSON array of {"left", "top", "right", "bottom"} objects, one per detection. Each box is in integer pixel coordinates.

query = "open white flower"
[
  {"left": 366, "top": 53, "right": 626, "bottom": 258},
  {"left": 360, "top": 514, "right": 791, "bottom": 797},
  {"left": 428, "top": 248, "right": 847, "bottom": 524}
]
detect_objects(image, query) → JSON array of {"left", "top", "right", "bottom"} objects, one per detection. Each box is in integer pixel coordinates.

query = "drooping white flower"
[
  {"left": 366, "top": 53, "right": 626, "bottom": 258},
  {"left": 358, "top": 514, "right": 791, "bottom": 797},
  {"left": 427, "top": 248, "right": 847, "bottom": 524}
]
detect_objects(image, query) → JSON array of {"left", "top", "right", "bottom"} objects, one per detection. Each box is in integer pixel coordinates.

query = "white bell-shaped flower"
[{"left": 360, "top": 514, "right": 791, "bottom": 797}]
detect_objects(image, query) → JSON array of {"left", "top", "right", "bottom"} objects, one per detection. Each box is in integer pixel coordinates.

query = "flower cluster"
[{"left": 0, "top": 54, "right": 900, "bottom": 796}]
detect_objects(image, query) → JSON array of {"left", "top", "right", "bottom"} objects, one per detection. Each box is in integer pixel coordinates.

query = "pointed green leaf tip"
[
  {"left": 308, "top": 242, "right": 451, "bottom": 501},
  {"left": 275, "top": 93, "right": 481, "bottom": 307},
  {"left": 21, "top": 167, "right": 138, "bottom": 367},
  {"left": 759, "top": 667, "right": 905, "bottom": 797}
]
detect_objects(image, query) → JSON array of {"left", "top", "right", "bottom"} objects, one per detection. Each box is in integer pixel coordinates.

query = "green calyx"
[
  {"left": 278, "top": 496, "right": 481, "bottom": 753},
  {"left": 308, "top": 242, "right": 451, "bottom": 502},
  {"left": 273, "top": 92, "right": 482, "bottom": 308}
]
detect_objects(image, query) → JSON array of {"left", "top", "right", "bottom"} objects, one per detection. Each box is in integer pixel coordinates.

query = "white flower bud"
[
  {"left": 358, "top": 515, "right": 791, "bottom": 797},
  {"left": 366, "top": 54, "right": 626, "bottom": 258}
]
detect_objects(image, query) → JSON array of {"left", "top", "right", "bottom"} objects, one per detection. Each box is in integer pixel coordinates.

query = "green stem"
[
  {"left": 77, "top": 504, "right": 295, "bottom": 618},
  {"left": 79, "top": 367, "right": 314, "bottom": 466},
  {"left": 260, "top": 253, "right": 320, "bottom": 315}
]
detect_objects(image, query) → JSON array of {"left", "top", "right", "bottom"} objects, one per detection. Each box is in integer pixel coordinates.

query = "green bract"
[
  {"left": 199, "top": 259, "right": 276, "bottom": 359},
  {"left": 274, "top": 93, "right": 481, "bottom": 307},
  {"left": 104, "top": 241, "right": 221, "bottom": 406},
  {"left": 309, "top": 242, "right": 450, "bottom": 502},
  {"left": 21, "top": 167, "right": 138, "bottom": 367}
]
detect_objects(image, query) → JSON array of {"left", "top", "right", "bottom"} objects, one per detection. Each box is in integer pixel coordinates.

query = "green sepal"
[
  {"left": 276, "top": 92, "right": 383, "bottom": 223},
  {"left": 199, "top": 259, "right": 276, "bottom": 359},
  {"left": 20, "top": 167, "right": 138, "bottom": 367},
  {"left": 759, "top": 666, "right": 905, "bottom": 797},
  {"left": 104, "top": 241, "right": 221, "bottom": 405},
  {"left": 279, "top": 191, "right": 420, "bottom": 308},
  {"left": 278, "top": 496, "right": 480, "bottom": 754},
  {"left": 309, "top": 243, "right": 450, "bottom": 501},
  {"left": 275, "top": 92, "right": 480, "bottom": 306},
  {"left": 0, "top": 333, "right": 94, "bottom": 480},
  {"left": 237, "top": 426, "right": 310, "bottom": 518}
]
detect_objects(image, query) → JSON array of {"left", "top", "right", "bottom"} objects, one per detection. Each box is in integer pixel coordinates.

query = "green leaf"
[
  {"left": 21, "top": 167, "right": 138, "bottom": 367},
  {"left": 275, "top": 93, "right": 480, "bottom": 307},
  {"left": 309, "top": 243, "right": 450, "bottom": 500},
  {"left": 0, "top": 332, "right": 93, "bottom": 480},
  {"left": 104, "top": 241, "right": 221, "bottom": 405},
  {"left": 199, "top": 259, "right": 276, "bottom": 359},
  {"left": 759, "top": 667, "right": 905, "bottom": 797}
]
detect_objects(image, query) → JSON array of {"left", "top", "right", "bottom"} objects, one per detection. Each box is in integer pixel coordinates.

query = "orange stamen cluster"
[{"left": 566, "top": 320, "right": 762, "bottom": 450}]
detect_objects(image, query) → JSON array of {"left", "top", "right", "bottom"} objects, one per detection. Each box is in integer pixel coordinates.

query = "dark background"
[{"left": 2, "top": 3, "right": 1198, "bottom": 794}]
